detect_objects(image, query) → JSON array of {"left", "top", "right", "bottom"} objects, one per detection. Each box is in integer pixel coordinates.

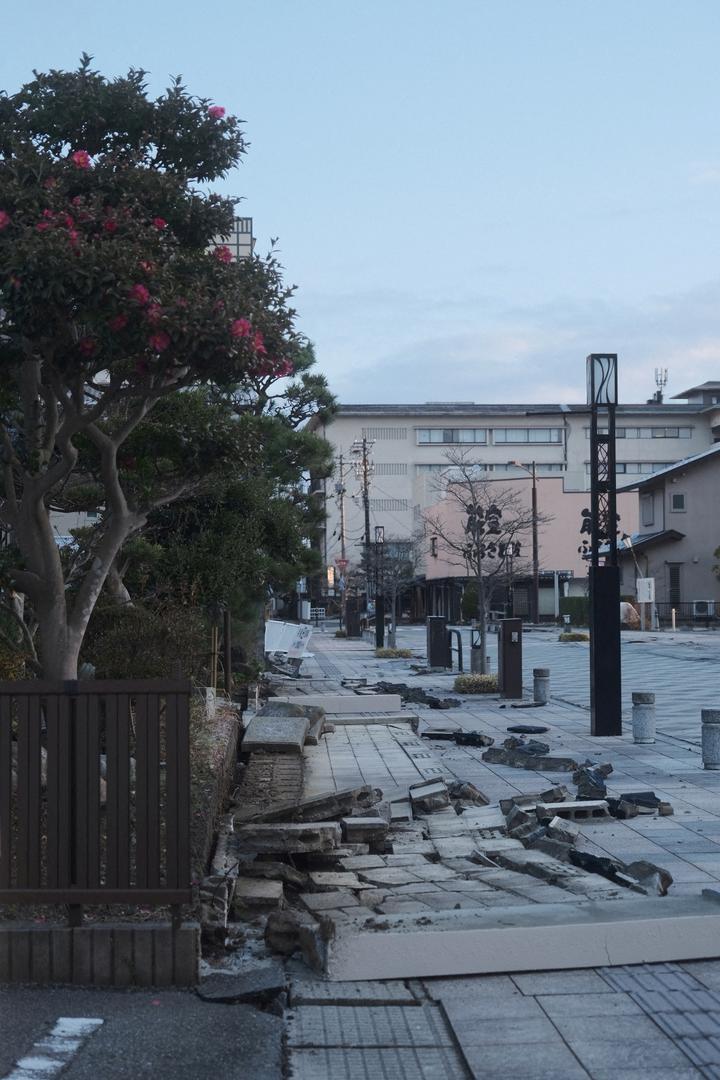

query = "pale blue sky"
[{"left": 7, "top": 1, "right": 720, "bottom": 404}]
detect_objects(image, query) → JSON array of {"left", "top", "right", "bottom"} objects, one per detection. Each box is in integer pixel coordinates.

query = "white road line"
[{"left": 2, "top": 1017, "right": 103, "bottom": 1080}]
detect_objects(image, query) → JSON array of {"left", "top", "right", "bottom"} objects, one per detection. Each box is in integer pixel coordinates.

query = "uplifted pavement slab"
[
  {"left": 286, "top": 1003, "right": 455, "bottom": 1048},
  {"left": 242, "top": 714, "right": 309, "bottom": 754},
  {"left": 309, "top": 892, "right": 720, "bottom": 981},
  {"left": 289, "top": 979, "right": 420, "bottom": 1006},
  {"left": 196, "top": 961, "right": 287, "bottom": 1004},
  {"left": 287, "top": 1047, "right": 471, "bottom": 1080}
]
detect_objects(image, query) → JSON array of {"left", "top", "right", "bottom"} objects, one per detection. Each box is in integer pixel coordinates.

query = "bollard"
[
  {"left": 702, "top": 709, "right": 720, "bottom": 770},
  {"left": 533, "top": 667, "right": 550, "bottom": 704},
  {"left": 632, "top": 692, "right": 656, "bottom": 744}
]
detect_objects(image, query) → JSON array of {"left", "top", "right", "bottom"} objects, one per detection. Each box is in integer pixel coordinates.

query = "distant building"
[
  {"left": 310, "top": 382, "right": 720, "bottom": 616},
  {"left": 617, "top": 443, "right": 720, "bottom": 619},
  {"left": 210, "top": 216, "right": 254, "bottom": 260}
]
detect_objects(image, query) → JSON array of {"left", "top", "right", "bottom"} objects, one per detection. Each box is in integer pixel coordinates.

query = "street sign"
[{"left": 636, "top": 577, "right": 655, "bottom": 604}]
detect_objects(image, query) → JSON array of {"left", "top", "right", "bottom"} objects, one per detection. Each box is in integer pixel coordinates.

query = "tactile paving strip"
[
  {"left": 287, "top": 1047, "right": 471, "bottom": 1079},
  {"left": 286, "top": 1004, "right": 455, "bottom": 1048},
  {"left": 289, "top": 980, "right": 420, "bottom": 1006}
]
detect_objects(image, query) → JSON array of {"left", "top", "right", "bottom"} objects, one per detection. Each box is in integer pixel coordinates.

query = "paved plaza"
[{"left": 293, "top": 625, "right": 720, "bottom": 1078}]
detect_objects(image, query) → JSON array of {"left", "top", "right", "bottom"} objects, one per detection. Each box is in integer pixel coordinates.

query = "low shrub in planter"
[
  {"left": 375, "top": 647, "right": 413, "bottom": 658},
  {"left": 334, "top": 630, "right": 347, "bottom": 638},
  {"left": 454, "top": 673, "right": 498, "bottom": 694},
  {"left": 559, "top": 631, "right": 590, "bottom": 642}
]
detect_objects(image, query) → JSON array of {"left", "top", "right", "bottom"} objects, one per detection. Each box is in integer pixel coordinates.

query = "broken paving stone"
[
  {"left": 264, "top": 909, "right": 318, "bottom": 956},
  {"left": 617, "top": 790, "right": 663, "bottom": 813},
  {"left": 506, "top": 724, "right": 550, "bottom": 735},
  {"left": 340, "top": 817, "right": 390, "bottom": 843},
  {"left": 421, "top": 729, "right": 458, "bottom": 741},
  {"left": 545, "top": 815, "right": 580, "bottom": 845},
  {"left": 308, "top": 871, "right": 362, "bottom": 891},
  {"left": 453, "top": 731, "right": 495, "bottom": 748},
  {"left": 199, "top": 875, "right": 233, "bottom": 938},
  {"left": 408, "top": 781, "right": 450, "bottom": 814},
  {"left": 197, "top": 961, "right": 287, "bottom": 1004},
  {"left": 231, "top": 877, "right": 285, "bottom": 915},
  {"left": 528, "top": 836, "right": 574, "bottom": 863},
  {"left": 242, "top": 714, "right": 309, "bottom": 755},
  {"left": 339, "top": 854, "right": 386, "bottom": 870},
  {"left": 606, "top": 797, "right": 640, "bottom": 820},
  {"left": 300, "top": 889, "right": 361, "bottom": 912},
  {"left": 233, "top": 822, "right": 342, "bottom": 854},
  {"left": 568, "top": 849, "right": 643, "bottom": 890},
  {"left": 625, "top": 860, "right": 673, "bottom": 896},
  {"left": 505, "top": 805, "right": 537, "bottom": 840},
  {"left": 390, "top": 801, "right": 413, "bottom": 823},
  {"left": 573, "top": 762, "right": 613, "bottom": 800},
  {"left": 239, "top": 785, "right": 380, "bottom": 825},
  {"left": 357, "top": 867, "right": 423, "bottom": 887},
  {"left": 447, "top": 780, "right": 489, "bottom": 806},
  {"left": 239, "top": 860, "right": 308, "bottom": 888},
  {"left": 482, "top": 747, "right": 580, "bottom": 773},
  {"left": 503, "top": 735, "right": 551, "bottom": 756}
]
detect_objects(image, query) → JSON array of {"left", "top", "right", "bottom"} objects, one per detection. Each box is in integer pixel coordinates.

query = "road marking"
[{"left": 2, "top": 1018, "right": 103, "bottom": 1080}]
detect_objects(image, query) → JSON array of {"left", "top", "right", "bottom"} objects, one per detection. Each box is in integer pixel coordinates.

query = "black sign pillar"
[{"left": 587, "top": 353, "right": 622, "bottom": 736}]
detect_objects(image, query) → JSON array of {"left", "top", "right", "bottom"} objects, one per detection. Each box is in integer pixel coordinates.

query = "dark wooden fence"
[{"left": 0, "top": 680, "right": 192, "bottom": 910}]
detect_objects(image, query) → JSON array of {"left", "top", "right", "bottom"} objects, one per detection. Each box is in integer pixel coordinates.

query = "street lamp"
[
  {"left": 586, "top": 352, "right": 622, "bottom": 736},
  {"left": 509, "top": 460, "right": 540, "bottom": 624},
  {"left": 374, "top": 526, "right": 385, "bottom": 648}
]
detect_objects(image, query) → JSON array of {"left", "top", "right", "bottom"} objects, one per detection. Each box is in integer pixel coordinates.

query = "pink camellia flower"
[
  {"left": 208, "top": 106, "right": 226, "bottom": 119},
  {"left": 152, "top": 217, "right": 167, "bottom": 230},
  {"left": 253, "top": 330, "right": 267, "bottom": 355},
  {"left": 67, "top": 229, "right": 80, "bottom": 247},
  {"left": 71, "top": 150, "right": 91, "bottom": 169},
  {"left": 213, "top": 245, "right": 232, "bottom": 264},
  {"left": 108, "top": 314, "right": 128, "bottom": 332},
  {"left": 276, "top": 358, "right": 295, "bottom": 377},
  {"left": 129, "top": 283, "right": 150, "bottom": 305},
  {"left": 71, "top": 196, "right": 83, "bottom": 206},
  {"left": 43, "top": 177, "right": 57, "bottom": 189},
  {"left": 104, "top": 219, "right": 118, "bottom": 234},
  {"left": 138, "top": 260, "right": 155, "bottom": 274},
  {"left": 35, "top": 221, "right": 51, "bottom": 232},
  {"left": 42, "top": 209, "right": 55, "bottom": 220},
  {"left": 230, "top": 317, "right": 252, "bottom": 339},
  {"left": 78, "top": 337, "right": 96, "bottom": 356},
  {"left": 149, "top": 331, "right": 171, "bottom": 353},
  {"left": 145, "top": 304, "right": 163, "bottom": 323},
  {"left": 0, "top": 211, "right": 10, "bottom": 229}
]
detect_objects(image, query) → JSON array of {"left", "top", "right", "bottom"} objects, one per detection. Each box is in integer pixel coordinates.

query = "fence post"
[{"left": 533, "top": 668, "right": 550, "bottom": 704}]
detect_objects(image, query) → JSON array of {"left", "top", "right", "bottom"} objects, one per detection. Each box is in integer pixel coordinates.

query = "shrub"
[
  {"left": 334, "top": 630, "right": 347, "bottom": 638},
  {"left": 559, "top": 631, "right": 590, "bottom": 642},
  {"left": 81, "top": 603, "right": 210, "bottom": 680},
  {"left": 559, "top": 596, "right": 590, "bottom": 627},
  {"left": 376, "top": 647, "right": 413, "bottom": 658},
  {"left": 454, "top": 673, "right": 498, "bottom": 694}
]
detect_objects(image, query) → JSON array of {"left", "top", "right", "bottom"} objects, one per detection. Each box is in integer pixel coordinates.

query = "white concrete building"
[{"left": 310, "top": 383, "right": 719, "bottom": 614}]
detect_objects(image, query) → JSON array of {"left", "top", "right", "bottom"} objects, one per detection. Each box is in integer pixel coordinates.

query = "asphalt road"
[{"left": 0, "top": 987, "right": 283, "bottom": 1080}]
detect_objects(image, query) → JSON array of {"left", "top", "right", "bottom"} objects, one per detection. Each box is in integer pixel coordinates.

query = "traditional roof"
[{"left": 617, "top": 442, "right": 720, "bottom": 492}]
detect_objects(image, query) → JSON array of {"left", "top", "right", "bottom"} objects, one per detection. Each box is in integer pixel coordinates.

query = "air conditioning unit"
[{"left": 692, "top": 601, "right": 716, "bottom": 617}]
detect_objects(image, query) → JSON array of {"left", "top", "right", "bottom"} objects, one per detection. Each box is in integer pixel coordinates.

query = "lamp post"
[
  {"left": 374, "top": 525, "right": 385, "bottom": 649},
  {"left": 509, "top": 460, "right": 540, "bottom": 624},
  {"left": 587, "top": 353, "right": 622, "bottom": 736}
]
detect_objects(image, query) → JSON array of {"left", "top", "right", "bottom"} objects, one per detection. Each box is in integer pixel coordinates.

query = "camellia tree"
[{"left": 0, "top": 57, "right": 313, "bottom": 678}]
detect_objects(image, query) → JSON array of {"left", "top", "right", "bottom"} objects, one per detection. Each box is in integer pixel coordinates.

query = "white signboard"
[
  {"left": 264, "top": 620, "right": 313, "bottom": 658},
  {"left": 636, "top": 577, "right": 655, "bottom": 604}
]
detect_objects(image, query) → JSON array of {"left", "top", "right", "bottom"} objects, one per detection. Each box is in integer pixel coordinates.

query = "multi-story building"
[{"left": 310, "top": 382, "right": 719, "bottom": 616}]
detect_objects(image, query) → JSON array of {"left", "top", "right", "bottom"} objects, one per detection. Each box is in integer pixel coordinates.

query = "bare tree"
[
  {"left": 369, "top": 538, "right": 419, "bottom": 647},
  {"left": 423, "top": 450, "right": 544, "bottom": 673}
]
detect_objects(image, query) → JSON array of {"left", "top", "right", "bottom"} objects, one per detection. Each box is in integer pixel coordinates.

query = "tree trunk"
[{"left": 476, "top": 573, "right": 488, "bottom": 675}]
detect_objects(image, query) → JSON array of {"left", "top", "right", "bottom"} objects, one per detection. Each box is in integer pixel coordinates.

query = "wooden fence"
[{"left": 0, "top": 680, "right": 192, "bottom": 910}]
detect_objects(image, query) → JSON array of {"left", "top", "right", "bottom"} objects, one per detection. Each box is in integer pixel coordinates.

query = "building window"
[
  {"left": 368, "top": 498, "right": 409, "bottom": 512},
  {"left": 670, "top": 492, "right": 686, "bottom": 512},
  {"left": 416, "top": 428, "right": 487, "bottom": 444},
  {"left": 668, "top": 564, "right": 682, "bottom": 605},
  {"left": 362, "top": 427, "right": 408, "bottom": 440},
  {"left": 493, "top": 428, "right": 563, "bottom": 444},
  {"left": 375, "top": 462, "right": 408, "bottom": 476},
  {"left": 585, "top": 426, "right": 692, "bottom": 439},
  {"left": 640, "top": 494, "right": 654, "bottom": 527}
]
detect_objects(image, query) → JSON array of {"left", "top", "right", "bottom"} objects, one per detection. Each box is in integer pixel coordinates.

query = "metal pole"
[
  {"left": 531, "top": 461, "right": 540, "bottom": 624},
  {"left": 361, "top": 439, "right": 372, "bottom": 601},
  {"left": 223, "top": 608, "right": 232, "bottom": 694},
  {"left": 338, "top": 453, "right": 346, "bottom": 631}
]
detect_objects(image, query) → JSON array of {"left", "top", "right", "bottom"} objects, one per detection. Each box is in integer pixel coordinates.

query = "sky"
[{"left": 6, "top": 1, "right": 720, "bottom": 405}]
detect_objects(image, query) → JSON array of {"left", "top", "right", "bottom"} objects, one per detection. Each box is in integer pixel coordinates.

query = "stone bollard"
[
  {"left": 702, "top": 709, "right": 720, "bottom": 770},
  {"left": 632, "top": 692, "right": 656, "bottom": 744},
  {"left": 533, "top": 668, "right": 550, "bottom": 704}
]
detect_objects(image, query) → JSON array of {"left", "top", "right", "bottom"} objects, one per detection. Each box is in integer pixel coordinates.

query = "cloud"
[{"left": 302, "top": 277, "right": 720, "bottom": 405}]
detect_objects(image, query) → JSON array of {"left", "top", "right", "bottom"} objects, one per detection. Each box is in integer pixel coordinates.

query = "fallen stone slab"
[
  {"left": 373, "top": 682, "right": 462, "bottom": 710},
  {"left": 447, "top": 780, "right": 489, "bottom": 806},
  {"left": 409, "top": 780, "right": 450, "bottom": 813},
  {"left": 265, "top": 909, "right": 319, "bottom": 956},
  {"left": 390, "top": 801, "right": 413, "bottom": 823},
  {"left": 569, "top": 849, "right": 645, "bottom": 891},
  {"left": 309, "top": 871, "right": 363, "bottom": 891},
  {"left": 341, "top": 817, "right": 390, "bottom": 843},
  {"left": 537, "top": 799, "right": 611, "bottom": 822},
  {"left": 235, "top": 785, "right": 380, "bottom": 825},
  {"left": 421, "top": 729, "right": 459, "bottom": 741},
  {"left": 232, "top": 878, "right": 285, "bottom": 915},
  {"left": 545, "top": 816, "right": 581, "bottom": 845},
  {"left": 606, "top": 797, "right": 641, "bottom": 820},
  {"left": 258, "top": 701, "right": 324, "bottom": 722},
  {"left": 453, "top": 731, "right": 495, "bottom": 748},
  {"left": 273, "top": 693, "right": 402, "bottom": 714},
  {"left": 482, "top": 748, "right": 580, "bottom": 772},
  {"left": 233, "top": 822, "right": 342, "bottom": 854},
  {"left": 503, "top": 735, "right": 550, "bottom": 755},
  {"left": 309, "top": 893, "right": 720, "bottom": 980},
  {"left": 300, "top": 890, "right": 361, "bottom": 912},
  {"left": 197, "top": 961, "right": 287, "bottom": 1004},
  {"left": 325, "top": 712, "right": 419, "bottom": 731},
  {"left": 506, "top": 724, "right": 550, "bottom": 735},
  {"left": 242, "top": 714, "right": 309, "bottom": 755},
  {"left": 304, "top": 715, "right": 326, "bottom": 746},
  {"left": 235, "top": 860, "right": 308, "bottom": 888},
  {"left": 624, "top": 860, "right": 673, "bottom": 897}
]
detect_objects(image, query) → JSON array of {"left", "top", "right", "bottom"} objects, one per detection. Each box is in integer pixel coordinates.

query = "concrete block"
[
  {"left": 321, "top": 893, "right": 720, "bottom": 981},
  {"left": 341, "top": 817, "right": 389, "bottom": 843},
  {"left": 537, "top": 799, "right": 610, "bottom": 822},
  {"left": 234, "top": 822, "right": 342, "bottom": 853},
  {"left": 239, "top": 785, "right": 380, "bottom": 825},
  {"left": 242, "top": 714, "right": 309, "bottom": 754},
  {"left": 233, "top": 878, "right": 285, "bottom": 913},
  {"left": 91, "top": 927, "right": 113, "bottom": 986},
  {"left": 390, "top": 801, "right": 413, "bottom": 823},
  {"left": 546, "top": 816, "right": 581, "bottom": 845}
]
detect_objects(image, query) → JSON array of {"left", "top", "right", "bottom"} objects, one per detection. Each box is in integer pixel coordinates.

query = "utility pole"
[
  {"left": 335, "top": 454, "right": 348, "bottom": 630},
  {"left": 351, "top": 437, "right": 374, "bottom": 601},
  {"left": 530, "top": 461, "right": 539, "bottom": 625}
]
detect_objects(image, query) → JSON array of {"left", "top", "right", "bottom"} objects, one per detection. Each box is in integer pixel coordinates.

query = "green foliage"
[
  {"left": 559, "top": 597, "right": 590, "bottom": 627},
  {"left": 81, "top": 602, "right": 209, "bottom": 680},
  {"left": 454, "top": 673, "right": 498, "bottom": 694},
  {"left": 559, "top": 631, "right": 590, "bottom": 642}
]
